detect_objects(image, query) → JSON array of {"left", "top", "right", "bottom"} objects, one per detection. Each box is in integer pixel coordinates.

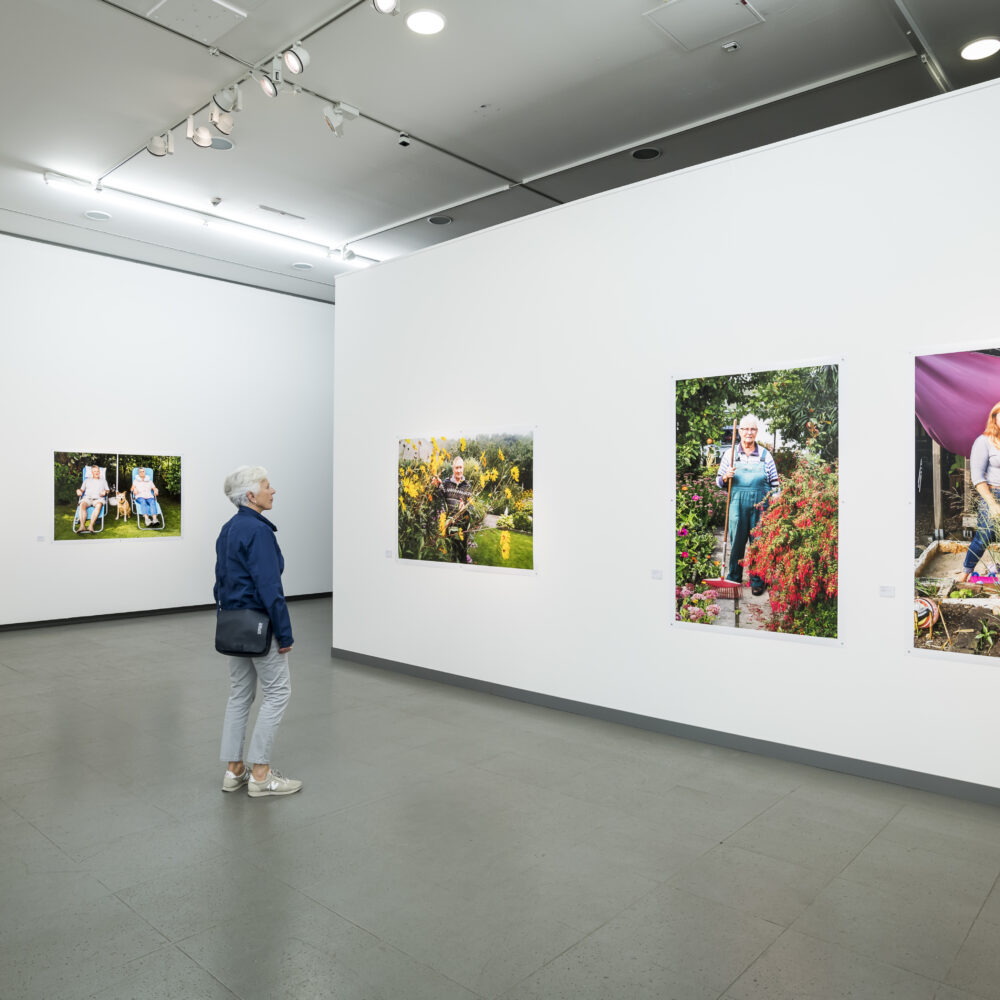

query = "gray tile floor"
[{"left": 2, "top": 597, "right": 999, "bottom": 1000}]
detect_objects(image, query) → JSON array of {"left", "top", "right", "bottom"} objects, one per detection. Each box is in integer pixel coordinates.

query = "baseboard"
[
  {"left": 331, "top": 645, "right": 1000, "bottom": 807},
  {"left": 0, "top": 593, "right": 331, "bottom": 632}
]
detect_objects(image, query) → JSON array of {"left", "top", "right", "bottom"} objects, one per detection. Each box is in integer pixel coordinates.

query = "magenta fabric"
[{"left": 915, "top": 351, "right": 1000, "bottom": 456}]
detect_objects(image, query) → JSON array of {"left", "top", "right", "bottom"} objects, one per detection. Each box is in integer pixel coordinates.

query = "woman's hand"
[
  {"left": 279, "top": 645, "right": 293, "bottom": 654},
  {"left": 720, "top": 468, "right": 734, "bottom": 482}
]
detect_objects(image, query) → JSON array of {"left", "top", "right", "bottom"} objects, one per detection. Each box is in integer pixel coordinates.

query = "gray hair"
[
  {"left": 224, "top": 465, "right": 268, "bottom": 508},
  {"left": 739, "top": 414, "right": 760, "bottom": 430}
]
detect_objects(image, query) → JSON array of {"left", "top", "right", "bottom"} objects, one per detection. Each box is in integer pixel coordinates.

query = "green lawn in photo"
[
  {"left": 471, "top": 528, "right": 533, "bottom": 569},
  {"left": 53, "top": 496, "right": 182, "bottom": 540}
]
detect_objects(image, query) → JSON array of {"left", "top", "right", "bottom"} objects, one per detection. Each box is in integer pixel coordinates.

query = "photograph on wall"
[
  {"left": 398, "top": 432, "right": 533, "bottom": 569},
  {"left": 675, "top": 364, "right": 838, "bottom": 637},
  {"left": 53, "top": 452, "right": 182, "bottom": 540},
  {"left": 914, "top": 349, "right": 1000, "bottom": 656}
]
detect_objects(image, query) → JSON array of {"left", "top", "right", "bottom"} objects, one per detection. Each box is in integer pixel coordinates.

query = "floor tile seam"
[
  {"left": 694, "top": 838, "right": 849, "bottom": 892},
  {"left": 275, "top": 883, "right": 495, "bottom": 998},
  {"left": 479, "top": 901, "right": 640, "bottom": 1000},
  {"left": 939, "top": 869, "right": 1000, "bottom": 988},
  {"left": 787, "top": 922, "right": 960, "bottom": 985},
  {"left": 664, "top": 854, "right": 842, "bottom": 928},
  {"left": 832, "top": 864, "right": 1000, "bottom": 915},
  {"left": 154, "top": 940, "right": 246, "bottom": 999},
  {"left": 1, "top": 806, "right": 83, "bottom": 868},
  {"left": 876, "top": 827, "right": 1000, "bottom": 872},
  {"left": 822, "top": 799, "right": 908, "bottom": 881}
]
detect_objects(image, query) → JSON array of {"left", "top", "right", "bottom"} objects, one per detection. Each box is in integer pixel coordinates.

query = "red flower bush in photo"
[{"left": 745, "top": 457, "right": 838, "bottom": 637}]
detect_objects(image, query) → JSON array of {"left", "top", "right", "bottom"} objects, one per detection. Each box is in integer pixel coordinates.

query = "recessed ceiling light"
[
  {"left": 428, "top": 215, "right": 452, "bottom": 225},
  {"left": 632, "top": 147, "right": 661, "bottom": 161},
  {"left": 84, "top": 209, "right": 112, "bottom": 221},
  {"left": 406, "top": 9, "right": 446, "bottom": 34},
  {"left": 291, "top": 262, "right": 314, "bottom": 271},
  {"left": 961, "top": 37, "right": 1000, "bottom": 60}
]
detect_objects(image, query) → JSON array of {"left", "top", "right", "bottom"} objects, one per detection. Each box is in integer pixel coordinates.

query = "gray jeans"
[{"left": 219, "top": 639, "right": 291, "bottom": 766}]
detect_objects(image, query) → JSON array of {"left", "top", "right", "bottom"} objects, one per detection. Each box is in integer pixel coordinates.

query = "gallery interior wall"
[
  {"left": 333, "top": 78, "right": 1000, "bottom": 791},
  {"left": 0, "top": 235, "right": 335, "bottom": 626}
]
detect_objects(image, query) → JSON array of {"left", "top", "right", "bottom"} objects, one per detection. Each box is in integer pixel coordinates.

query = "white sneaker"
[
  {"left": 222, "top": 767, "right": 250, "bottom": 793},
  {"left": 248, "top": 768, "right": 303, "bottom": 797}
]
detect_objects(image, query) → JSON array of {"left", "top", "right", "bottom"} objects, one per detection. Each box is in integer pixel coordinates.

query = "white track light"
[
  {"left": 372, "top": 0, "right": 399, "bottom": 13},
  {"left": 212, "top": 83, "right": 243, "bottom": 113},
  {"left": 186, "top": 115, "right": 213, "bottom": 148},
  {"left": 283, "top": 43, "right": 310, "bottom": 74},
  {"left": 145, "top": 131, "right": 174, "bottom": 156},
  {"left": 322, "top": 101, "right": 359, "bottom": 136},
  {"left": 258, "top": 57, "right": 281, "bottom": 97},
  {"left": 210, "top": 107, "right": 235, "bottom": 135}
]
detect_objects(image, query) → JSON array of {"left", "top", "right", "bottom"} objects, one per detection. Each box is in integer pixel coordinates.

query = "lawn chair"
[
  {"left": 72, "top": 466, "right": 108, "bottom": 534},
  {"left": 131, "top": 467, "right": 164, "bottom": 530}
]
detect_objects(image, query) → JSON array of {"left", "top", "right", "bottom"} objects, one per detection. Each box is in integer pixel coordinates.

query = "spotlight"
[
  {"left": 283, "top": 43, "right": 309, "bottom": 74},
  {"left": 372, "top": 0, "right": 399, "bottom": 13},
  {"left": 322, "top": 101, "right": 359, "bottom": 136},
  {"left": 146, "top": 131, "right": 174, "bottom": 157},
  {"left": 212, "top": 83, "right": 243, "bottom": 113},
  {"left": 186, "top": 115, "right": 213, "bottom": 148},
  {"left": 210, "top": 107, "right": 235, "bottom": 135},
  {"left": 258, "top": 57, "right": 281, "bottom": 97}
]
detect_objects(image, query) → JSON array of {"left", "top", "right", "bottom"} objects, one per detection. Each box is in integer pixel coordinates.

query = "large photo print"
[
  {"left": 54, "top": 452, "right": 182, "bottom": 540},
  {"left": 675, "top": 365, "right": 838, "bottom": 637},
  {"left": 398, "top": 433, "right": 533, "bottom": 569},
  {"left": 914, "top": 349, "right": 1000, "bottom": 656}
]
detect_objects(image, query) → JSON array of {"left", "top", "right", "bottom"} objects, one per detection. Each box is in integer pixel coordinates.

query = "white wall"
[
  {"left": 0, "top": 236, "right": 334, "bottom": 624},
  {"left": 333, "top": 79, "right": 1000, "bottom": 790}
]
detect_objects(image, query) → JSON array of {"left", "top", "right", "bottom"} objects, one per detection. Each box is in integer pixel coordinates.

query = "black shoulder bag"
[{"left": 215, "top": 607, "right": 273, "bottom": 657}]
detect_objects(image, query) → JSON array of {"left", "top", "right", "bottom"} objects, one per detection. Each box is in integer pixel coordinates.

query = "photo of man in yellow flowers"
[{"left": 398, "top": 432, "right": 533, "bottom": 569}]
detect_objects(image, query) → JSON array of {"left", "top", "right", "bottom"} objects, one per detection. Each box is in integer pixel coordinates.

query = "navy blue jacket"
[{"left": 214, "top": 506, "right": 293, "bottom": 647}]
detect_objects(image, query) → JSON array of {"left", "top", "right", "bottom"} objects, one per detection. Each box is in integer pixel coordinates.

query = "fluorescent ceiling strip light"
[
  {"left": 210, "top": 0, "right": 248, "bottom": 17},
  {"left": 41, "top": 171, "right": 334, "bottom": 258}
]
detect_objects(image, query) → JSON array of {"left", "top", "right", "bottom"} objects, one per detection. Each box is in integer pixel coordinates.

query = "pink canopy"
[{"left": 915, "top": 351, "right": 1000, "bottom": 457}]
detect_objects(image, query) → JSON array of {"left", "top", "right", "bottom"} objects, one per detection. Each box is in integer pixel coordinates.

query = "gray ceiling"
[{"left": 1, "top": 0, "right": 997, "bottom": 302}]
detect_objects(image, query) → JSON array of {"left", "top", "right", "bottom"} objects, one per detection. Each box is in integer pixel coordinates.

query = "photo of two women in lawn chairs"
[
  {"left": 397, "top": 432, "right": 533, "bottom": 570},
  {"left": 675, "top": 364, "right": 839, "bottom": 638},
  {"left": 53, "top": 452, "right": 182, "bottom": 540}
]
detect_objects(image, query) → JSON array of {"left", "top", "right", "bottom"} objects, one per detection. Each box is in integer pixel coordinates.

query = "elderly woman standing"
[
  {"left": 215, "top": 466, "right": 302, "bottom": 797},
  {"left": 717, "top": 414, "right": 780, "bottom": 596},
  {"left": 957, "top": 402, "right": 1000, "bottom": 582}
]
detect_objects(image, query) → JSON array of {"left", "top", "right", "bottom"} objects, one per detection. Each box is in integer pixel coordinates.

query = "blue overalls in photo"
[{"left": 727, "top": 451, "right": 770, "bottom": 589}]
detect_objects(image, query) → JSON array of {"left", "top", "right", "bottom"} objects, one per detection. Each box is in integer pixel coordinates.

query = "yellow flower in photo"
[
  {"left": 505, "top": 487, "right": 512, "bottom": 500},
  {"left": 457, "top": 528, "right": 464, "bottom": 541},
  {"left": 438, "top": 512, "right": 447, "bottom": 536},
  {"left": 498, "top": 447, "right": 505, "bottom": 461},
  {"left": 490, "top": 468, "right": 499, "bottom": 482},
  {"left": 398, "top": 467, "right": 404, "bottom": 476},
  {"left": 511, "top": 466, "right": 519, "bottom": 482},
  {"left": 500, "top": 530, "right": 510, "bottom": 560},
  {"left": 480, "top": 451, "right": 486, "bottom": 465},
  {"left": 399, "top": 497, "right": 406, "bottom": 513},
  {"left": 479, "top": 474, "right": 487, "bottom": 490},
  {"left": 460, "top": 438, "right": 466, "bottom": 451}
]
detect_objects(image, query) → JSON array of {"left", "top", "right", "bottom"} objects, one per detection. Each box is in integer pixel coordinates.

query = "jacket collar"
[{"left": 237, "top": 505, "right": 277, "bottom": 532}]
